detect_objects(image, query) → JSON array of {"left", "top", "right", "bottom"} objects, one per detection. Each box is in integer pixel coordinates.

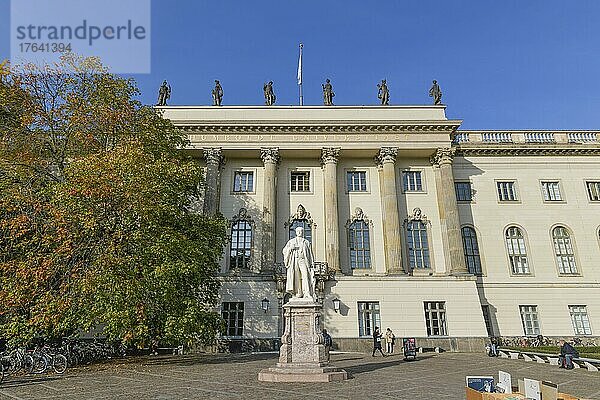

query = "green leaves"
[{"left": 0, "top": 56, "right": 227, "bottom": 348}]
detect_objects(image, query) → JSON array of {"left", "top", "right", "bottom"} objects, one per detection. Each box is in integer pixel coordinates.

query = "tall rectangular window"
[
  {"left": 233, "top": 171, "right": 254, "bottom": 192},
  {"left": 569, "top": 305, "right": 592, "bottom": 335},
  {"left": 402, "top": 171, "right": 423, "bottom": 192},
  {"left": 290, "top": 171, "right": 310, "bottom": 192},
  {"left": 358, "top": 302, "right": 381, "bottom": 337},
  {"left": 424, "top": 302, "right": 447, "bottom": 336},
  {"left": 541, "top": 181, "right": 562, "bottom": 201},
  {"left": 455, "top": 182, "right": 473, "bottom": 202},
  {"left": 519, "top": 305, "right": 540, "bottom": 336},
  {"left": 222, "top": 302, "right": 244, "bottom": 336},
  {"left": 586, "top": 181, "right": 600, "bottom": 201},
  {"left": 497, "top": 181, "right": 518, "bottom": 201},
  {"left": 347, "top": 171, "right": 367, "bottom": 192},
  {"left": 406, "top": 220, "right": 430, "bottom": 269},
  {"left": 349, "top": 220, "right": 371, "bottom": 269}
]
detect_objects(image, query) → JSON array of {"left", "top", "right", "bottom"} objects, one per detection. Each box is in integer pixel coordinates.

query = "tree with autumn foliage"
[{"left": 0, "top": 56, "right": 227, "bottom": 347}]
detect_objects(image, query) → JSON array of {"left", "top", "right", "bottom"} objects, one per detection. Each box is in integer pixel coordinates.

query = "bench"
[{"left": 497, "top": 348, "right": 600, "bottom": 372}]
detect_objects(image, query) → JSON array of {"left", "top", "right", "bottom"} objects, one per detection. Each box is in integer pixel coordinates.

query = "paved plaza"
[{"left": 0, "top": 352, "right": 598, "bottom": 400}]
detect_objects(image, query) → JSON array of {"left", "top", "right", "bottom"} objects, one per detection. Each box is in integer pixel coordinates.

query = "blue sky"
[{"left": 1, "top": 0, "right": 599, "bottom": 129}]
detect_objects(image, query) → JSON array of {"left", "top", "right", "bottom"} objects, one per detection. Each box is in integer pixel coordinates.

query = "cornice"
[{"left": 455, "top": 144, "right": 600, "bottom": 156}]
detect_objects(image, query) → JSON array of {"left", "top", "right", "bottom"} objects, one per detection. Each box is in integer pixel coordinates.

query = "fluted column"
[
  {"left": 202, "top": 148, "right": 223, "bottom": 216},
  {"left": 431, "top": 147, "right": 468, "bottom": 274},
  {"left": 377, "top": 147, "right": 403, "bottom": 274},
  {"left": 321, "top": 148, "right": 341, "bottom": 273},
  {"left": 260, "top": 148, "right": 280, "bottom": 272}
]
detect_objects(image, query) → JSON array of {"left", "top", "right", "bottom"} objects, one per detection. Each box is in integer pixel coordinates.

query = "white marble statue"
[{"left": 282, "top": 227, "right": 315, "bottom": 300}]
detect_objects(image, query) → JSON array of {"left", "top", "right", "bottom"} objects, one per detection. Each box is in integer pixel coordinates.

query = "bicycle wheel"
[
  {"left": 52, "top": 354, "right": 67, "bottom": 374},
  {"left": 33, "top": 355, "right": 47, "bottom": 374},
  {"left": 23, "top": 354, "right": 34, "bottom": 374}
]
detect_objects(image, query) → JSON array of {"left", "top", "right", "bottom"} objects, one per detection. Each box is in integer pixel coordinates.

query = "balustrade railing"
[
  {"left": 456, "top": 131, "right": 599, "bottom": 145},
  {"left": 525, "top": 132, "right": 555, "bottom": 143},
  {"left": 568, "top": 132, "right": 598, "bottom": 143},
  {"left": 481, "top": 132, "right": 513, "bottom": 143}
]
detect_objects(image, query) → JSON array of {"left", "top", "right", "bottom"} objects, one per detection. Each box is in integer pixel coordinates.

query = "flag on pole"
[{"left": 297, "top": 43, "right": 303, "bottom": 85}]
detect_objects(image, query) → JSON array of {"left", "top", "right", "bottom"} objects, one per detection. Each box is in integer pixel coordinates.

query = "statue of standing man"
[
  {"left": 377, "top": 79, "right": 390, "bottom": 105},
  {"left": 263, "top": 81, "right": 276, "bottom": 106},
  {"left": 429, "top": 80, "right": 442, "bottom": 105},
  {"left": 322, "top": 79, "right": 335, "bottom": 106},
  {"left": 157, "top": 80, "right": 171, "bottom": 106},
  {"left": 283, "top": 227, "right": 315, "bottom": 300},
  {"left": 212, "top": 80, "right": 223, "bottom": 106}
]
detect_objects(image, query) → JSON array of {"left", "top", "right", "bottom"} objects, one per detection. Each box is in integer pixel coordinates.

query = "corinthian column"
[
  {"left": 431, "top": 147, "right": 468, "bottom": 274},
  {"left": 203, "top": 148, "right": 224, "bottom": 216},
  {"left": 377, "top": 147, "right": 403, "bottom": 274},
  {"left": 260, "top": 147, "right": 280, "bottom": 272},
  {"left": 321, "top": 148, "right": 341, "bottom": 273}
]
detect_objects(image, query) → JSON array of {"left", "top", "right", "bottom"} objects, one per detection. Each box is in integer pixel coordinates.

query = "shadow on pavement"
[{"left": 0, "top": 375, "right": 61, "bottom": 388}]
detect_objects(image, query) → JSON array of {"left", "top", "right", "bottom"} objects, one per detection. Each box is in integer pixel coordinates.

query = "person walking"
[
  {"left": 558, "top": 339, "right": 579, "bottom": 369},
  {"left": 384, "top": 328, "right": 395, "bottom": 354},
  {"left": 322, "top": 329, "right": 333, "bottom": 361},
  {"left": 372, "top": 327, "right": 385, "bottom": 357}
]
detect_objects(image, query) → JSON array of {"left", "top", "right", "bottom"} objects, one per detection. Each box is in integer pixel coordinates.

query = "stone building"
[{"left": 159, "top": 105, "right": 600, "bottom": 352}]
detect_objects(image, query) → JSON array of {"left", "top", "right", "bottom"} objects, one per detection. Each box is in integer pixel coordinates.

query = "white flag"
[{"left": 297, "top": 43, "right": 303, "bottom": 85}]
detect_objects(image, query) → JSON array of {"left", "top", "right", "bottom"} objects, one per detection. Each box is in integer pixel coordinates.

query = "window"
[
  {"left": 406, "top": 220, "right": 430, "bottom": 269},
  {"left": 230, "top": 220, "right": 252, "bottom": 269},
  {"left": 569, "top": 305, "right": 592, "bottom": 335},
  {"left": 402, "top": 171, "right": 423, "bottom": 192},
  {"left": 541, "top": 181, "right": 562, "bottom": 201},
  {"left": 349, "top": 220, "right": 371, "bottom": 269},
  {"left": 455, "top": 182, "right": 473, "bottom": 202},
  {"left": 290, "top": 171, "right": 310, "bottom": 192},
  {"left": 461, "top": 227, "right": 482, "bottom": 275},
  {"left": 358, "top": 302, "right": 381, "bottom": 337},
  {"left": 347, "top": 171, "right": 367, "bottom": 192},
  {"left": 497, "top": 181, "right": 518, "bottom": 201},
  {"left": 424, "top": 302, "right": 447, "bottom": 336},
  {"left": 586, "top": 181, "right": 600, "bottom": 201},
  {"left": 552, "top": 226, "right": 578, "bottom": 274},
  {"left": 481, "top": 305, "right": 494, "bottom": 336},
  {"left": 289, "top": 219, "right": 312, "bottom": 244},
  {"left": 222, "top": 302, "right": 244, "bottom": 336},
  {"left": 519, "top": 305, "right": 540, "bottom": 336},
  {"left": 505, "top": 226, "right": 529, "bottom": 274},
  {"left": 233, "top": 171, "right": 254, "bottom": 192}
]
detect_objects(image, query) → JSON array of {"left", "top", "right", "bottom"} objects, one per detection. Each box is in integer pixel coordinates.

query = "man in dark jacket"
[
  {"left": 372, "top": 327, "right": 385, "bottom": 357},
  {"left": 559, "top": 339, "right": 579, "bottom": 369},
  {"left": 322, "top": 329, "right": 333, "bottom": 361}
]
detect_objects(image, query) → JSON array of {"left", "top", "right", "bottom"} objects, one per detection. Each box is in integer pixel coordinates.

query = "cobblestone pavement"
[{"left": 0, "top": 352, "right": 598, "bottom": 400}]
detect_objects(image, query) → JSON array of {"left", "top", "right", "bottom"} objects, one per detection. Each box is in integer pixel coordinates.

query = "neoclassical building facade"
[{"left": 160, "top": 105, "right": 600, "bottom": 351}]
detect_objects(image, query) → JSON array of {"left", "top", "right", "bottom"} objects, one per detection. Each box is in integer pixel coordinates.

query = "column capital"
[
  {"left": 260, "top": 147, "right": 281, "bottom": 165},
  {"left": 430, "top": 147, "right": 456, "bottom": 167},
  {"left": 321, "top": 147, "right": 341, "bottom": 165},
  {"left": 376, "top": 147, "right": 398, "bottom": 165},
  {"left": 203, "top": 147, "right": 224, "bottom": 165}
]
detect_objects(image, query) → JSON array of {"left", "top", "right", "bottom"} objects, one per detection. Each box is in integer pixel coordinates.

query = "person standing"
[
  {"left": 322, "top": 329, "right": 333, "bottom": 361},
  {"left": 385, "top": 328, "right": 395, "bottom": 354},
  {"left": 372, "top": 327, "right": 385, "bottom": 357},
  {"left": 559, "top": 339, "right": 579, "bottom": 369}
]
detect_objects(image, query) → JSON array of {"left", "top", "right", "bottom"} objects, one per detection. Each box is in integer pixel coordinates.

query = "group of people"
[
  {"left": 372, "top": 327, "right": 396, "bottom": 357},
  {"left": 487, "top": 337, "right": 580, "bottom": 370}
]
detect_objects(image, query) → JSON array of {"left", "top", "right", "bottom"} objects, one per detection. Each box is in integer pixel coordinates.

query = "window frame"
[
  {"left": 454, "top": 181, "right": 474, "bottom": 202},
  {"left": 504, "top": 225, "right": 532, "bottom": 276},
  {"left": 585, "top": 180, "right": 600, "bottom": 202},
  {"left": 569, "top": 305, "right": 592, "bottom": 336},
  {"left": 461, "top": 225, "right": 483, "bottom": 275},
  {"left": 551, "top": 225, "right": 579, "bottom": 276},
  {"left": 221, "top": 302, "right": 244, "bottom": 337},
  {"left": 539, "top": 180, "right": 564, "bottom": 203},
  {"left": 495, "top": 180, "right": 520, "bottom": 203},
  {"left": 519, "top": 305, "right": 541, "bottom": 336},
  {"left": 357, "top": 301, "right": 381, "bottom": 337},
  {"left": 345, "top": 170, "right": 369, "bottom": 193},
  {"left": 229, "top": 218, "right": 254, "bottom": 270},
  {"left": 405, "top": 219, "right": 432, "bottom": 270},
  {"left": 348, "top": 219, "right": 372, "bottom": 269},
  {"left": 232, "top": 170, "right": 255, "bottom": 194},
  {"left": 401, "top": 169, "right": 427, "bottom": 193},
  {"left": 424, "top": 301, "right": 448, "bottom": 337},
  {"left": 289, "top": 170, "right": 312, "bottom": 193}
]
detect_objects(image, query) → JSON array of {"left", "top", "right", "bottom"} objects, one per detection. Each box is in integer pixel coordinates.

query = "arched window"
[
  {"left": 347, "top": 208, "right": 371, "bottom": 269},
  {"left": 505, "top": 226, "right": 529, "bottom": 274},
  {"left": 552, "top": 226, "right": 577, "bottom": 274},
  {"left": 406, "top": 209, "right": 430, "bottom": 269},
  {"left": 461, "top": 227, "right": 482, "bottom": 275},
  {"left": 230, "top": 209, "right": 252, "bottom": 269}
]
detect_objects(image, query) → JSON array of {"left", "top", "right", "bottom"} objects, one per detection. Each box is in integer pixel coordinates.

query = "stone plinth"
[{"left": 258, "top": 299, "right": 348, "bottom": 382}]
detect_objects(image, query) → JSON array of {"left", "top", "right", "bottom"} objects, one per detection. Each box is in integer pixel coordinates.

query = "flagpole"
[{"left": 298, "top": 43, "right": 303, "bottom": 106}]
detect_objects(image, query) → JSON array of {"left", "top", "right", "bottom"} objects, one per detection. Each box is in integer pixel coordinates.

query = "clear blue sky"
[{"left": 1, "top": 0, "right": 599, "bottom": 129}]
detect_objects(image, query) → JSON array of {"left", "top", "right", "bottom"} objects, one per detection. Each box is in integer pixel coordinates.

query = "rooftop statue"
[
  {"left": 212, "top": 80, "right": 223, "bottom": 106},
  {"left": 263, "top": 81, "right": 276, "bottom": 106},
  {"left": 282, "top": 227, "right": 315, "bottom": 301},
  {"left": 429, "top": 80, "right": 442, "bottom": 105},
  {"left": 322, "top": 79, "right": 335, "bottom": 106},
  {"left": 157, "top": 80, "right": 171, "bottom": 106},
  {"left": 377, "top": 79, "right": 390, "bottom": 106}
]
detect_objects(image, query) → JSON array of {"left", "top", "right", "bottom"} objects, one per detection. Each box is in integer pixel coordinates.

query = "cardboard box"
[{"left": 466, "top": 387, "right": 526, "bottom": 400}]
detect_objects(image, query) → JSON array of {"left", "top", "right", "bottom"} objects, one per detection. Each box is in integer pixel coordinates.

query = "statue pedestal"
[{"left": 258, "top": 299, "right": 348, "bottom": 382}]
